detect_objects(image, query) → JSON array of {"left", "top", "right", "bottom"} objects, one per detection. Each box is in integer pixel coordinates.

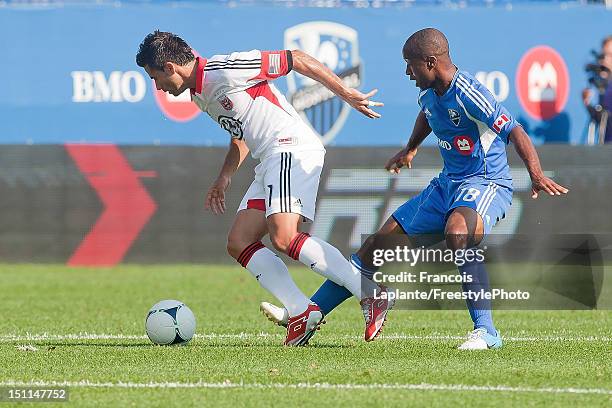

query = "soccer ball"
[{"left": 145, "top": 300, "right": 196, "bottom": 345}]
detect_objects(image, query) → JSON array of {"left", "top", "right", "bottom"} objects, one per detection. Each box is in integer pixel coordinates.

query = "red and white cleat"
[
  {"left": 360, "top": 289, "right": 395, "bottom": 342},
  {"left": 284, "top": 303, "right": 324, "bottom": 346}
]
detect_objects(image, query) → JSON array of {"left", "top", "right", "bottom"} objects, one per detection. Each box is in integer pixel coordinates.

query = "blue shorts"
[{"left": 392, "top": 174, "right": 512, "bottom": 236}]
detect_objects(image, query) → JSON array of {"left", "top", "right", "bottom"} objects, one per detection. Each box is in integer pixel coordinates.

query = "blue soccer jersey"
[
  {"left": 418, "top": 70, "right": 518, "bottom": 184},
  {"left": 393, "top": 69, "right": 519, "bottom": 236}
]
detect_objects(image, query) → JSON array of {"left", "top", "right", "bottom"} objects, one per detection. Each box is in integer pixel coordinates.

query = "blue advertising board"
[{"left": 0, "top": 2, "right": 610, "bottom": 145}]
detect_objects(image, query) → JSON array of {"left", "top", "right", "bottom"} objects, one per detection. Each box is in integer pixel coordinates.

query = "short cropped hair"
[
  {"left": 403, "top": 28, "right": 449, "bottom": 59},
  {"left": 136, "top": 30, "right": 195, "bottom": 71}
]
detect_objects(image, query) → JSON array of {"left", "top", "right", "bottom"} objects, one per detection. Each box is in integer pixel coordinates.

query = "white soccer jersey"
[{"left": 190, "top": 50, "right": 324, "bottom": 159}]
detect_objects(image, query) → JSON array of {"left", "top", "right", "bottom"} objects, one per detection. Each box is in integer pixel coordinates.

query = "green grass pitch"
[{"left": 0, "top": 264, "right": 610, "bottom": 407}]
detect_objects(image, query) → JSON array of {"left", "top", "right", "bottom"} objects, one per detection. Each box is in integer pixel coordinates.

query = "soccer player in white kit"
[{"left": 136, "top": 31, "right": 392, "bottom": 346}]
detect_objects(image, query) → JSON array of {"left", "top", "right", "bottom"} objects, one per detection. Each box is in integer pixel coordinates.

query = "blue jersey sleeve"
[{"left": 455, "top": 74, "right": 519, "bottom": 143}]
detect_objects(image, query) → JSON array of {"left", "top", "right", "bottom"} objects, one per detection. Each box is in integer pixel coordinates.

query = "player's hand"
[
  {"left": 385, "top": 147, "right": 417, "bottom": 174},
  {"left": 345, "top": 88, "right": 383, "bottom": 119},
  {"left": 205, "top": 175, "right": 231, "bottom": 215},
  {"left": 530, "top": 174, "right": 569, "bottom": 199}
]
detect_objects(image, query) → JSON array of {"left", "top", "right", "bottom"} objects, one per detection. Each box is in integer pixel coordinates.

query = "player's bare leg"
[
  {"left": 266, "top": 212, "right": 303, "bottom": 254},
  {"left": 446, "top": 207, "right": 502, "bottom": 350},
  {"left": 444, "top": 206, "right": 484, "bottom": 252},
  {"left": 228, "top": 209, "right": 317, "bottom": 346},
  {"left": 226, "top": 209, "right": 268, "bottom": 260}
]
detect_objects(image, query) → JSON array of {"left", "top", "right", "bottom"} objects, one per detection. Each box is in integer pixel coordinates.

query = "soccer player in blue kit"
[{"left": 261, "top": 28, "right": 569, "bottom": 349}]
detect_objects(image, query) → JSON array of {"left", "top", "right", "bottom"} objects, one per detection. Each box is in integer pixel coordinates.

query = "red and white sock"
[
  {"left": 238, "top": 242, "right": 310, "bottom": 317},
  {"left": 287, "top": 233, "right": 377, "bottom": 299}
]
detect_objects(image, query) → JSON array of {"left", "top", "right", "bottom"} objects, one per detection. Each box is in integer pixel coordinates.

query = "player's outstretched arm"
[
  {"left": 205, "top": 139, "right": 250, "bottom": 215},
  {"left": 509, "top": 127, "right": 569, "bottom": 199},
  {"left": 385, "top": 111, "right": 431, "bottom": 173},
  {"left": 290, "top": 49, "right": 383, "bottom": 118}
]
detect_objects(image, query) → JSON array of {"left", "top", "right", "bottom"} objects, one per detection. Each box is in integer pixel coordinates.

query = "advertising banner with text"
[{"left": 0, "top": 3, "right": 610, "bottom": 146}]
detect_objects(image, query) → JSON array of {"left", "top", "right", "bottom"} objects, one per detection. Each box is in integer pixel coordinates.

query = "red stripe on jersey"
[
  {"left": 245, "top": 81, "right": 288, "bottom": 114},
  {"left": 246, "top": 199, "right": 266, "bottom": 211},
  {"left": 249, "top": 50, "right": 290, "bottom": 81},
  {"left": 190, "top": 57, "right": 207, "bottom": 96}
]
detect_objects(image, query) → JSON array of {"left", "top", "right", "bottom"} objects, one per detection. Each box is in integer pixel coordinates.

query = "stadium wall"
[
  {"left": 0, "top": 3, "right": 610, "bottom": 146},
  {"left": 0, "top": 145, "right": 610, "bottom": 265}
]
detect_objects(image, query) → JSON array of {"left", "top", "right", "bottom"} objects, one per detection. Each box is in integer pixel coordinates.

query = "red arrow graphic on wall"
[{"left": 66, "top": 144, "right": 157, "bottom": 266}]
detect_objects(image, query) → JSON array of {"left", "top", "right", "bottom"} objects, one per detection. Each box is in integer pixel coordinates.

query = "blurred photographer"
[{"left": 582, "top": 35, "right": 612, "bottom": 143}]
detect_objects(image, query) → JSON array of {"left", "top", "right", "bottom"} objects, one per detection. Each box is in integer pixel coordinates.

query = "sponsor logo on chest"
[{"left": 453, "top": 135, "right": 475, "bottom": 155}]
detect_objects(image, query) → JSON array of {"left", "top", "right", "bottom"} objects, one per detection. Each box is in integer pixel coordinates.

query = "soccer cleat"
[
  {"left": 260, "top": 302, "right": 288, "bottom": 328},
  {"left": 458, "top": 328, "right": 503, "bottom": 350},
  {"left": 284, "top": 303, "right": 324, "bottom": 346},
  {"left": 360, "top": 288, "right": 395, "bottom": 342}
]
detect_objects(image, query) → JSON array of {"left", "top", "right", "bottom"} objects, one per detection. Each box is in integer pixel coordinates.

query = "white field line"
[
  {"left": 0, "top": 332, "right": 610, "bottom": 342},
  {"left": 0, "top": 380, "right": 610, "bottom": 395}
]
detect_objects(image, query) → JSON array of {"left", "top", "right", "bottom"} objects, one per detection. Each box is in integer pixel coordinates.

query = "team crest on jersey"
[
  {"left": 285, "top": 22, "right": 362, "bottom": 144},
  {"left": 448, "top": 109, "right": 461, "bottom": 126},
  {"left": 217, "top": 95, "right": 234, "bottom": 111}
]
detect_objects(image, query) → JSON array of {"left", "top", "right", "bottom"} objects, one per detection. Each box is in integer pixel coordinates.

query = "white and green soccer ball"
[{"left": 145, "top": 300, "right": 196, "bottom": 345}]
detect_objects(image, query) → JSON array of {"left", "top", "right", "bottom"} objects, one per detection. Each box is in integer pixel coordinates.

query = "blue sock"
[
  {"left": 310, "top": 254, "right": 371, "bottom": 316},
  {"left": 459, "top": 259, "right": 497, "bottom": 336},
  {"left": 310, "top": 279, "right": 352, "bottom": 316}
]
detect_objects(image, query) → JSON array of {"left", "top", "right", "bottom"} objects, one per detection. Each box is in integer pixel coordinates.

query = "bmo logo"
[
  {"left": 71, "top": 70, "right": 201, "bottom": 122},
  {"left": 438, "top": 139, "right": 452, "bottom": 150},
  {"left": 71, "top": 71, "right": 146, "bottom": 103},
  {"left": 515, "top": 46, "right": 569, "bottom": 120},
  {"left": 437, "top": 138, "right": 452, "bottom": 150},
  {"left": 474, "top": 71, "right": 510, "bottom": 102},
  {"left": 453, "top": 135, "right": 475, "bottom": 155}
]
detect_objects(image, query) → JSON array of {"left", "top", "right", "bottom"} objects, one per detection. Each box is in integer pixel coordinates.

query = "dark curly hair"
[{"left": 136, "top": 30, "right": 195, "bottom": 71}]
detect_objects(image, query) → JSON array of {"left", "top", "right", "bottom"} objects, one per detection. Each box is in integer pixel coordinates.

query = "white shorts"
[{"left": 237, "top": 150, "right": 325, "bottom": 222}]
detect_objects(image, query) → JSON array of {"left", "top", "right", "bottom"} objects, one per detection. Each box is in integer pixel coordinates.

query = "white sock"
[
  {"left": 238, "top": 242, "right": 310, "bottom": 317},
  {"left": 288, "top": 233, "right": 378, "bottom": 300}
]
